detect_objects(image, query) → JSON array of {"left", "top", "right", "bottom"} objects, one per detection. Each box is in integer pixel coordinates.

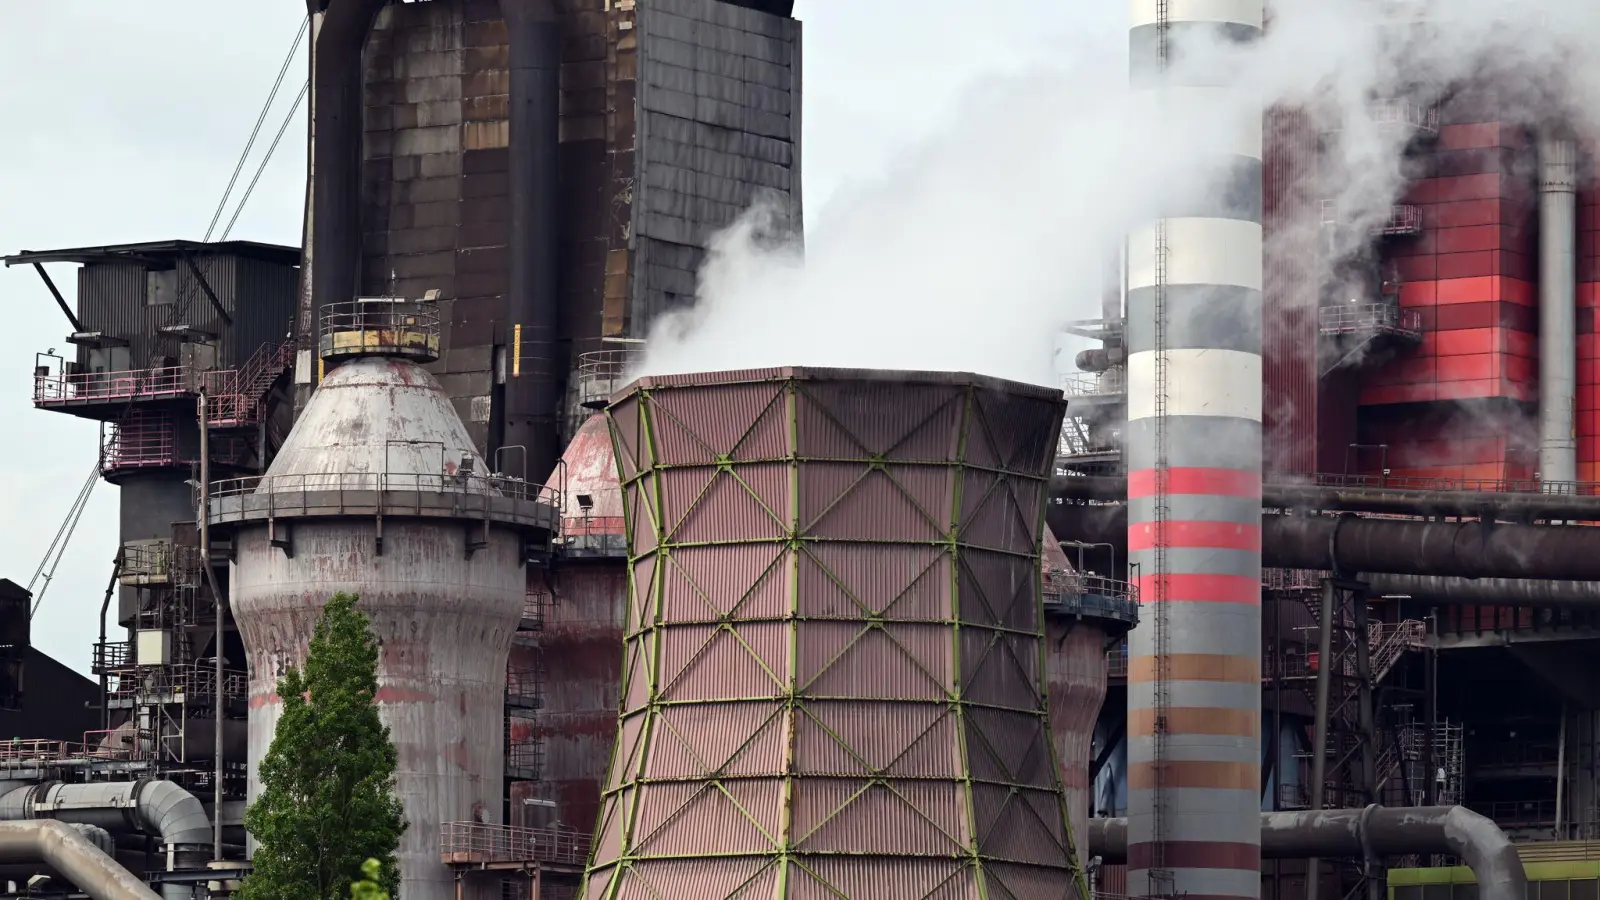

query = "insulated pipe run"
[
  {"left": 0, "top": 780, "right": 212, "bottom": 900},
  {"left": 1048, "top": 504, "right": 1600, "bottom": 581},
  {"left": 501, "top": 0, "right": 564, "bottom": 485},
  {"left": 0, "top": 821, "right": 160, "bottom": 900},
  {"left": 1052, "top": 473, "right": 1600, "bottom": 522},
  {"left": 1088, "top": 807, "right": 1527, "bottom": 900},
  {"left": 1125, "top": 2, "right": 1265, "bottom": 897},
  {"left": 1364, "top": 573, "right": 1600, "bottom": 608},
  {"left": 1539, "top": 127, "right": 1578, "bottom": 485}
]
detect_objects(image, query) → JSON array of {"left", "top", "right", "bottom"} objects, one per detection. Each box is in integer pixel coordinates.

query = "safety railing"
[
  {"left": 1371, "top": 619, "right": 1426, "bottom": 682},
  {"left": 1061, "top": 369, "right": 1126, "bottom": 399},
  {"left": 440, "top": 822, "right": 590, "bottom": 868},
  {"left": 506, "top": 737, "right": 545, "bottom": 782},
  {"left": 210, "top": 471, "right": 561, "bottom": 506},
  {"left": 1263, "top": 568, "right": 1326, "bottom": 590},
  {"left": 1369, "top": 98, "right": 1439, "bottom": 135},
  {"left": 34, "top": 362, "right": 196, "bottom": 406},
  {"left": 92, "top": 641, "right": 131, "bottom": 675},
  {"left": 1044, "top": 571, "right": 1140, "bottom": 625},
  {"left": 320, "top": 298, "right": 441, "bottom": 361},
  {"left": 519, "top": 593, "right": 549, "bottom": 633},
  {"left": 107, "top": 663, "right": 247, "bottom": 704},
  {"left": 1471, "top": 799, "right": 1558, "bottom": 828},
  {"left": 576, "top": 348, "right": 642, "bottom": 408},
  {"left": 1106, "top": 642, "right": 1129, "bottom": 679},
  {"left": 204, "top": 340, "right": 295, "bottom": 427},
  {"left": 505, "top": 665, "right": 544, "bottom": 710},
  {"left": 1319, "top": 302, "right": 1423, "bottom": 339},
  {"left": 1317, "top": 202, "right": 1424, "bottom": 237}
]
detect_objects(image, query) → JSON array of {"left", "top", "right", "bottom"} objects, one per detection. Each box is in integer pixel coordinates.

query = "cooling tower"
[
  {"left": 581, "top": 367, "right": 1088, "bottom": 900},
  {"left": 1126, "top": 1, "right": 1265, "bottom": 898},
  {"left": 209, "top": 300, "right": 559, "bottom": 900}
]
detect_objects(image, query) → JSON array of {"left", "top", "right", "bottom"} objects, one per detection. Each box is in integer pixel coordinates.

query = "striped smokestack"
[{"left": 1126, "top": 2, "right": 1264, "bottom": 900}]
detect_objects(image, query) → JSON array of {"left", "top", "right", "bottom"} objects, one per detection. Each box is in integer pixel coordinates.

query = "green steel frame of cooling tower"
[{"left": 580, "top": 366, "right": 1090, "bottom": 900}]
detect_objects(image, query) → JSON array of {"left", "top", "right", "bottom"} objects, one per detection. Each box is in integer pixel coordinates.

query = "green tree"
[{"left": 239, "top": 593, "right": 407, "bottom": 900}]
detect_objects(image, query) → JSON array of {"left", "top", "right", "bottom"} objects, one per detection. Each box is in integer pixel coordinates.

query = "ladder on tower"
[{"left": 1148, "top": 1, "right": 1175, "bottom": 897}]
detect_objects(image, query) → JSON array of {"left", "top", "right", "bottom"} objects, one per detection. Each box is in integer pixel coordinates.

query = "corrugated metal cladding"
[
  {"left": 73, "top": 251, "right": 293, "bottom": 373},
  {"left": 630, "top": 0, "right": 803, "bottom": 331},
  {"left": 583, "top": 368, "right": 1088, "bottom": 900},
  {"left": 361, "top": 0, "right": 801, "bottom": 457},
  {"left": 1262, "top": 105, "right": 1319, "bottom": 476}
]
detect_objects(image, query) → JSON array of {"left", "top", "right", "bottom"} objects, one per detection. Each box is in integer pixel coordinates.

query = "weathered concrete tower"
[{"left": 210, "top": 298, "right": 559, "bottom": 900}]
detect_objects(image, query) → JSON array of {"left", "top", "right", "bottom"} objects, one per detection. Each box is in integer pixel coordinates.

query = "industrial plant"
[{"left": 0, "top": 1, "right": 1597, "bottom": 900}]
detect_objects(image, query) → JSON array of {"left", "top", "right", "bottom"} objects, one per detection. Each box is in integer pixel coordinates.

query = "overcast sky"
[{"left": 0, "top": 2, "right": 1120, "bottom": 675}]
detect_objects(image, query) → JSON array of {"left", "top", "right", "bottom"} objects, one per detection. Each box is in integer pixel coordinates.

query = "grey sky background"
[{"left": 0, "top": 3, "right": 1121, "bottom": 674}]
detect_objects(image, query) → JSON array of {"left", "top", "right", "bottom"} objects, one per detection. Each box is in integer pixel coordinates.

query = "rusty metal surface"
[
  {"left": 1049, "top": 621, "right": 1109, "bottom": 875},
  {"left": 582, "top": 368, "right": 1087, "bottom": 899},
  {"left": 1047, "top": 521, "right": 1112, "bottom": 877}
]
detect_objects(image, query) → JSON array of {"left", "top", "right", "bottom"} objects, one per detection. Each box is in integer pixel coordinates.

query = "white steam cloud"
[{"left": 638, "top": 0, "right": 1600, "bottom": 387}]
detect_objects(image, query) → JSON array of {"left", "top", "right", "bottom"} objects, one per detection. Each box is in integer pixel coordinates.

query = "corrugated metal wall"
[
  {"left": 631, "top": 0, "right": 802, "bottom": 330},
  {"left": 74, "top": 252, "right": 294, "bottom": 373},
  {"left": 1263, "top": 106, "right": 1319, "bottom": 476},
  {"left": 361, "top": 0, "right": 803, "bottom": 456}
]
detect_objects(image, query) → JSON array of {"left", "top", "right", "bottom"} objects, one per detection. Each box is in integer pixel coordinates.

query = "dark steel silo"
[{"left": 581, "top": 366, "right": 1088, "bottom": 900}]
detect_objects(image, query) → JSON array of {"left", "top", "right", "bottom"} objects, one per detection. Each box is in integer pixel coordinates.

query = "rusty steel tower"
[
  {"left": 581, "top": 367, "right": 1088, "bottom": 899},
  {"left": 208, "top": 297, "right": 560, "bottom": 900}
]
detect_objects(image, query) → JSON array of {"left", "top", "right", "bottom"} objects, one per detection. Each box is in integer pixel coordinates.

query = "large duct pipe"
[
  {"left": 1049, "top": 504, "right": 1600, "bottom": 581},
  {"left": 1125, "top": 1, "right": 1265, "bottom": 896},
  {"left": 1088, "top": 807, "right": 1527, "bottom": 900},
  {"left": 0, "top": 821, "right": 161, "bottom": 900},
  {"left": 1538, "top": 127, "right": 1578, "bottom": 485},
  {"left": 301, "top": 0, "right": 388, "bottom": 408},
  {"left": 0, "top": 780, "right": 211, "bottom": 900},
  {"left": 1052, "top": 473, "right": 1600, "bottom": 522},
  {"left": 501, "top": 0, "right": 564, "bottom": 484}
]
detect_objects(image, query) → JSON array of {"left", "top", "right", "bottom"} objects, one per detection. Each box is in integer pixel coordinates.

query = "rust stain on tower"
[{"left": 583, "top": 367, "right": 1088, "bottom": 899}]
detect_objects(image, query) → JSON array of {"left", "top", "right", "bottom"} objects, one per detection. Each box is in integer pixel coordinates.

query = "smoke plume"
[{"left": 639, "top": 0, "right": 1600, "bottom": 386}]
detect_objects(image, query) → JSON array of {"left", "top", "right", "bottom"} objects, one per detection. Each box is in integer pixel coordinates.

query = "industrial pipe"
[
  {"left": 1088, "top": 807, "right": 1526, "bottom": 900},
  {"left": 501, "top": 0, "right": 563, "bottom": 485},
  {"left": 1050, "top": 473, "right": 1600, "bottom": 522},
  {"left": 304, "top": 0, "right": 389, "bottom": 401},
  {"left": 0, "top": 821, "right": 160, "bottom": 900},
  {"left": 1539, "top": 127, "right": 1578, "bottom": 485},
  {"left": 0, "top": 780, "right": 211, "bottom": 900},
  {"left": 1048, "top": 504, "right": 1600, "bottom": 581},
  {"left": 1364, "top": 573, "right": 1600, "bottom": 607}
]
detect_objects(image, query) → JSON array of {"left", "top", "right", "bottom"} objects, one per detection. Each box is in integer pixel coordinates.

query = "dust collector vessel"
[
  {"left": 208, "top": 298, "right": 559, "bottom": 900},
  {"left": 581, "top": 366, "right": 1088, "bottom": 900}
]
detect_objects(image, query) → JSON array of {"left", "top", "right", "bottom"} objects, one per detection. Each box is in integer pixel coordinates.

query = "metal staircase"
[{"left": 205, "top": 340, "right": 294, "bottom": 428}]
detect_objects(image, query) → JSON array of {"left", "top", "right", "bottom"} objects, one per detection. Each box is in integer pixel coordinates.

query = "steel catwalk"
[
  {"left": 218, "top": 357, "right": 545, "bottom": 900},
  {"left": 1127, "top": 1, "right": 1265, "bottom": 898},
  {"left": 581, "top": 367, "right": 1088, "bottom": 900}
]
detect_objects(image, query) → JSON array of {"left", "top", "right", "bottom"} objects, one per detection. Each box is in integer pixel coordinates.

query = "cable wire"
[
  {"left": 204, "top": 16, "right": 309, "bottom": 242},
  {"left": 27, "top": 460, "right": 102, "bottom": 619},
  {"left": 219, "top": 79, "right": 309, "bottom": 242}
]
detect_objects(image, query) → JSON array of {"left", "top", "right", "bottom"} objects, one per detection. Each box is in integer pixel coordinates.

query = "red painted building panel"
[
  {"left": 1437, "top": 122, "right": 1510, "bottom": 150},
  {"left": 1430, "top": 199, "right": 1505, "bottom": 229}
]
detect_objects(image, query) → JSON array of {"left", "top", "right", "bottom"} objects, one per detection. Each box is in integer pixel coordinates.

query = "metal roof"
[{"left": 4, "top": 239, "right": 300, "bottom": 268}]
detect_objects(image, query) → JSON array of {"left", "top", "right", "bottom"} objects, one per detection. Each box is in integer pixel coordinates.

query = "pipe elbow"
[
  {"left": 1441, "top": 807, "right": 1526, "bottom": 900},
  {"left": 133, "top": 780, "right": 211, "bottom": 851}
]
